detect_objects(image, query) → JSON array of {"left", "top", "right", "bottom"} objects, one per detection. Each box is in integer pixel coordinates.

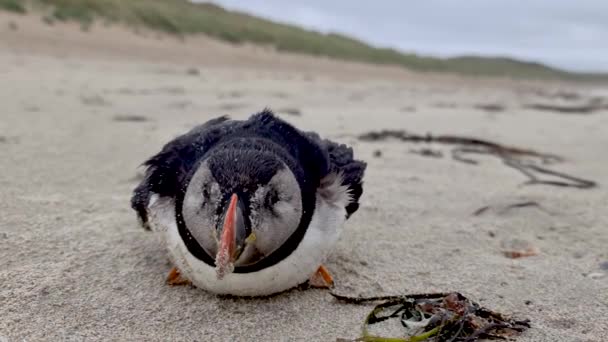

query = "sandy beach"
[{"left": 1, "top": 12, "right": 607, "bottom": 341}]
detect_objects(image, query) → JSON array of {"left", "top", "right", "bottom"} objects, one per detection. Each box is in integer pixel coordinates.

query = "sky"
[{"left": 197, "top": 0, "right": 608, "bottom": 73}]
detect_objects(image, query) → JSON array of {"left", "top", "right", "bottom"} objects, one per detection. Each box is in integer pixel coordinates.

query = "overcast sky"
[{"left": 199, "top": 0, "right": 608, "bottom": 72}]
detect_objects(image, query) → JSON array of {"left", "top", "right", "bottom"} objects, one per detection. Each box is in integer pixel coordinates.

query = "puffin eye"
[
  {"left": 265, "top": 189, "right": 280, "bottom": 207},
  {"left": 201, "top": 186, "right": 210, "bottom": 202}
]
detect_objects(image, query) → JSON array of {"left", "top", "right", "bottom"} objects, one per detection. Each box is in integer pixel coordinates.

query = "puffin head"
[{"left": 181, "top": 148, "right": 303, "bottom": 279}]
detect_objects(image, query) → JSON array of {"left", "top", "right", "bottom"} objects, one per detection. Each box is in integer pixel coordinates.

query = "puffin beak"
[{"left": 215, "top": 193, "right": 247, "bottom": 279}]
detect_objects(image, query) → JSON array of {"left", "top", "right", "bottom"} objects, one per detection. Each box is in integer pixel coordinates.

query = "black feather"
[
  {"left": 130, "top": 110, "right": 366, "bottom": 229},
  {"left": 310, "top": 134, "right": 367, "bottom": 218}
]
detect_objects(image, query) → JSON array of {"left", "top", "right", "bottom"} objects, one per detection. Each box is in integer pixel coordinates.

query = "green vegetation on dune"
[
  {"left": 6, "top": 0, "right": 608, "bottom": 81},
  {"left": 0, "top": 0, "right": 27, "bottom": 13}
]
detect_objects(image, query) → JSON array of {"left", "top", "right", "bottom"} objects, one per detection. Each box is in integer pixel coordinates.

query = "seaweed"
[
  {"left": 333, "top": 292, "right": 531, "bottom": 342},
  {"left": 358, "top": 130, "right": 597, "bottom": 189},
  {"left": 524, "top": 102, "right": 607, "bottom": 114}
]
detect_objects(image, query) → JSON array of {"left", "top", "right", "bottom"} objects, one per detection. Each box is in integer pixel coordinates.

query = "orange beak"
[{"left": 215, "top": 193, "right": 239, "bottom": 279}]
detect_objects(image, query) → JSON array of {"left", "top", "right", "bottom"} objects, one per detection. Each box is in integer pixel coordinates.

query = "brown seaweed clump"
[{"left": 333, "top": 292, "right": 531, "bottom": 342}]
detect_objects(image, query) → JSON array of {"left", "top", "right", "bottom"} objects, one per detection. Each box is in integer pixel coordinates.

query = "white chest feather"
[{"left": 147, "top": 193, "right": 347, "bottom": 296}]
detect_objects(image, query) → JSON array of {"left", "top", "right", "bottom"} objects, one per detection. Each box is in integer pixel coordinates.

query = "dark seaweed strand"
[{"left": 330, "top": 291, "right": 454, "bottom": 304}]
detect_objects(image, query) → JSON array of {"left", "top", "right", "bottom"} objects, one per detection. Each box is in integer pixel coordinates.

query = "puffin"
[{"left": 130, "top": 109, "right": 366, "bottom": 296}]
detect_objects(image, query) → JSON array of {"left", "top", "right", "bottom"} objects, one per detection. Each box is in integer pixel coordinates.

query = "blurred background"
[
  {"left": 2, "top": 0, "right": 607, "bottom": 79},
  {"left": 208, "top": 0, "right": 608, "bottom": 74}
]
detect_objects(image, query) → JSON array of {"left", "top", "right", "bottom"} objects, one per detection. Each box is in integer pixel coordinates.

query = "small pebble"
[
  {"left": 500, "top": 238, "right": 539, "bottom": 259},
  {"left": 278, "top": 107, "right": 302, "bottom": 116},
  {"left": 186, "top": 67, "right": 200, "bottom": 76},
  {"left": 599, "top": 261, "right": 608, "bottom": 270},
  {"left": 113, "top": 114, "right": 148, "bottom": 122},
  {"left": 586, "top": 272, "right": 605, "bottom": 279}
]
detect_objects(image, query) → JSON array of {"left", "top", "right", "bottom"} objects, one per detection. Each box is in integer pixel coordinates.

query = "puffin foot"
[
  {"left": 166, "top": 267, "right": 191, "bottom": 286},
  {"left": 309, "top": 265, "right": 334, "bottom": 289}
]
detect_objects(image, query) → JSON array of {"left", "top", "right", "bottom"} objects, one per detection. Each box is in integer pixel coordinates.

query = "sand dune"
[{"left": 1, "top": 12, "right": 607, "bottom": 342}]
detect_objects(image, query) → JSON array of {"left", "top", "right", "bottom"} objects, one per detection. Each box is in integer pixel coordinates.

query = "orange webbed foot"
[
  {"left": 166, "top": 267, "right": 192, "bottom": 286},
  {"left": 309, "top": 265, "right": 334, "bottom": 289}
]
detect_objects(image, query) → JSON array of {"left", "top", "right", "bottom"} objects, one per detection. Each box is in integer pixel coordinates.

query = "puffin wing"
[
  {"left": 325, "top": 139, "right": 366, "bottom": 218},
  {"left": 130, "top": 116, "right": 232, "bottom": 230},
  {"left": 306, "top": 132, "right": 367, "bottom": 219}
]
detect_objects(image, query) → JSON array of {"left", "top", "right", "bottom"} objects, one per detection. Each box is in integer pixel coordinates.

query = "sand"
[{"left": 1, "top": 12, "right": 607, "bottom": 342}]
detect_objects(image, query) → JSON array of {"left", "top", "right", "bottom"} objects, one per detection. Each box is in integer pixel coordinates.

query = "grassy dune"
[
  {"left": 0, "top": 0, "right": 27, "bottom": 13},
  {"left": 4, "top": 0, "right": 607, "bottom": 81}
]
